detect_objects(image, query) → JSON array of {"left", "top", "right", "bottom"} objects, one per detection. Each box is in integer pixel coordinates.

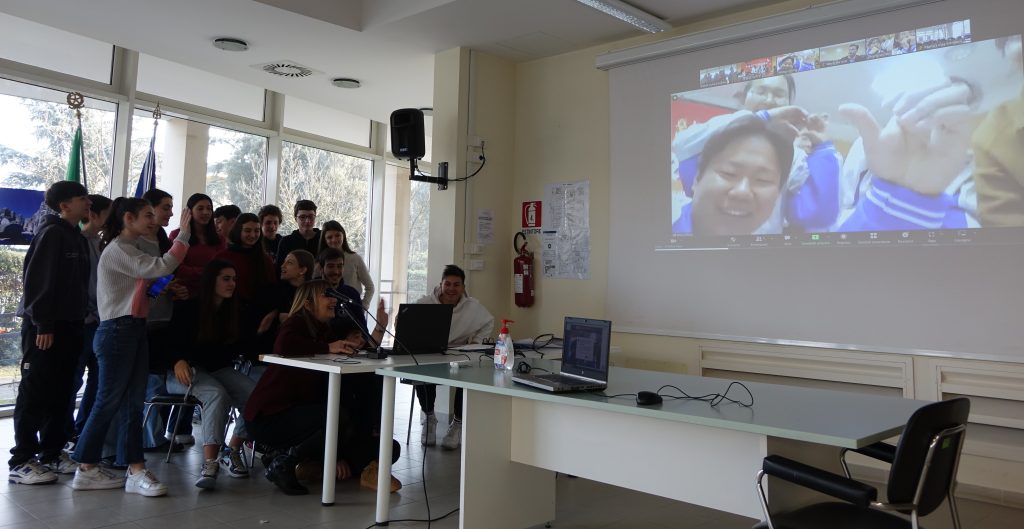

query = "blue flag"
[{"left": 134, "top": 134, "right": 156, "bottom": 198}]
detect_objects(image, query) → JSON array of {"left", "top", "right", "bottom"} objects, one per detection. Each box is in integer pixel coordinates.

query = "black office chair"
[
  {"left": 754, "top": 397, "right": 970, "bottom": 529},
  {"left": 142, "top": 383, "right": 204, "bottom": 463}
]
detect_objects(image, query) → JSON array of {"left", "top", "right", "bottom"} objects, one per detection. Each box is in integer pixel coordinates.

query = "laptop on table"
[
  {"left": 378, "top": 304, "right": 453, "bottom": 355},
  {"left": 512, "top": 317, "right": 611, "bottom": 393}
]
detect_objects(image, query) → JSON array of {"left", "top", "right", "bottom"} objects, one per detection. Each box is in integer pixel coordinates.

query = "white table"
[
  {"left": 258, "top": 352, "right": 453, "bottom": 505},
  {"left": 373, "top": 360, "right": 926, "bottom": 528},
  {"left": 259, "top": 347, "right": 558, "bottom": 505}
]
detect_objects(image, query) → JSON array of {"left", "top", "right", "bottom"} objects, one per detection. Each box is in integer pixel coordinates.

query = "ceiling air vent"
[{"left": 251, "top": 60, "right": 321, "bottom": 78}]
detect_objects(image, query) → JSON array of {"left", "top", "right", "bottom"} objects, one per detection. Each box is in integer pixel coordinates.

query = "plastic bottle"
[{"left": 494, "top": 319, "right": 515, "bottom": 370}]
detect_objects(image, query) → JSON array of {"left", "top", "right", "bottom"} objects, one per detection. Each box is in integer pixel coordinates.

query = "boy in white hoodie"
[{"left": 414, "top": 265, "right": 493, "bottom": 450}]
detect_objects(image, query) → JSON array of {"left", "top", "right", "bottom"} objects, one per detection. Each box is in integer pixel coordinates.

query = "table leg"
[
  {"left": 322, "top": 372, "right": 341, "bottom": 506},
  {"left": 376, "top": 376, "right": 397, "bottom": 524},
  {"left": 461, "top": 389, "right": 555, "bottom": 529}
]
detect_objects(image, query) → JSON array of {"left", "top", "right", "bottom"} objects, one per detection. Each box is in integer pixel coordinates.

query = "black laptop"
[
  {"left": 380, "top": 304, "right": 454, "bottom": 355},
  {"left": 512, "top": 317, "right": 611, "bottom": 393}
]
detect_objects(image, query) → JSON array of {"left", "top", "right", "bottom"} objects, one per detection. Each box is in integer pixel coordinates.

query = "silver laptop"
[{"left": 512, "top": 317, "right": 611, "bottom": 393}]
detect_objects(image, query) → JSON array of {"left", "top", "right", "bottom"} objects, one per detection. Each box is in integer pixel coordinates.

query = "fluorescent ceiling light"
[{"left": 576, "top": 0, "right": 671, "bottom": 33}]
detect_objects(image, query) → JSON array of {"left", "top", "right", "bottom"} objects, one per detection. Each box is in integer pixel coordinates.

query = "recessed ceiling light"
[
  {"left": 213, "top": 37, "right": 249, "bottom": 52},
  {"left": 331, "top": 78, "right": 361, "bottom": 89}
]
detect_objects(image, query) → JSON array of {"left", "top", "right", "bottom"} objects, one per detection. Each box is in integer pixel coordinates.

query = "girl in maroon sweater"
[
  {"left": 244, "top": 280, "right": 399, "bottom": 495},
  {"left": 169, "top": 193, "right": 225, "bottom": 297},
  {"left": 215, "top": 213, "right": 277, "bottom": 350}
]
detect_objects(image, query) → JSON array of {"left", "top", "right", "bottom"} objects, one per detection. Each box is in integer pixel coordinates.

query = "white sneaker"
[
  {"left": 421, "top": 413, "right": 437, "bottom": 446},
  {"left": 125, "top": 468, "right": 167, "bottom": 497},
  {"left": 195, "top": 459, "right": 219, "bottom": 490},
  {"left": 9, "top": 460, "right": 57, "bottom": 485},
  {"left": 44, "top": 451, "right": 78, "bottom": 475},
  {"left": 72, "top": 465, "right": 125, "bottom": 490},
  {"left": 441, "top": 419, "right": 462, "bottom": 450}
]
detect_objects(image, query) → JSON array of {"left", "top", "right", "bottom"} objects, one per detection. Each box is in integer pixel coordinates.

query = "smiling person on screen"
[
  {"left": 673, "top": 117, "right": 794, "bottom": 236},
  {"left": 672, "top": 75, "right": 841, "bottom": 234}
]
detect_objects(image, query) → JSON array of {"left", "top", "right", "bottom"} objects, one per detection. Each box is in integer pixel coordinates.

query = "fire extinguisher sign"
[{"left": 521, "top": 201, "right": 542, "bottom": 234}]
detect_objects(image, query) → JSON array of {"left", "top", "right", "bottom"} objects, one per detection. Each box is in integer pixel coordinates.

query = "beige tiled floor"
[{"left": 1, "top": 385, "right": 1021, "bottom": 529}]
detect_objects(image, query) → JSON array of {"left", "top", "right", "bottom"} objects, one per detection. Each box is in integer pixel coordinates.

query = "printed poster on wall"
[{"left": 542, "top": 181, "right": 590, "bottom": 279}]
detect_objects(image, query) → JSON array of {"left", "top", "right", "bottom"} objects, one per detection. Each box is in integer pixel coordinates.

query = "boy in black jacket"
[{"left": 9, "top": 181, "right": 91, "bottom": 484}]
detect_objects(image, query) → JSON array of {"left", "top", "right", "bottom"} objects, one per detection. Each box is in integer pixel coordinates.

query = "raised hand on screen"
[
  {"left": 796, "top": 112, "right": 830, "bottom": 153},
  {"left": 763, "top": 105, "right": 808, "bottom": 140},
  {"left": 839, "top": 97, "right": 976, "bottom": 196}
]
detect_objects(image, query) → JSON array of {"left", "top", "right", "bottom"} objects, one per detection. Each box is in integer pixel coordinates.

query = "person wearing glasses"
[{"left": 275, "top": 200, "right": 322, "bottom": 267}]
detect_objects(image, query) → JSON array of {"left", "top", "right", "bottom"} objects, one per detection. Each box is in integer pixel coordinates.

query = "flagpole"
[
  {"left": 66, "top": 91, "right": 88, "bottom": 192},
  {"left": 149, "top": 103, "right": 160, "bottom": 193}
]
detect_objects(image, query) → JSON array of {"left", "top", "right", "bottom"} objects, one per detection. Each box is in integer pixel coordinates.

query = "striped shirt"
[{"left": 96, "top": 231, "right": 189, "bottom": 321}]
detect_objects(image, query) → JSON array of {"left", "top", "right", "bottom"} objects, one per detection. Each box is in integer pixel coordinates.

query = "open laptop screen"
[{"left": 561, "top": 317, "right": 612, "bottom": 381}]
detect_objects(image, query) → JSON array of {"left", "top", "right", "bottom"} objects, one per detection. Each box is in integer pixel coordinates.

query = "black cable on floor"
[{"left": 362, "top": 429, "right": 460, "bottom": 528}]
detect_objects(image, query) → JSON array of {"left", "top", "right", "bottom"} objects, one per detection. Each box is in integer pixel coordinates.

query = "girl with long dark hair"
[
  {"left": 169, "top": 193, "right": 224, "bottom": 297},
  {"left": 71, "top": 198, "right": 191, "bottom": 497},
  {"left": 167, "top": 260, "right": 257, "bottom": 490}
]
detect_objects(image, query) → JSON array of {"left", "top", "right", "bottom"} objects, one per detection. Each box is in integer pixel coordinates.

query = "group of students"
[{"left": 8, "top": 183, "right": 490, "bottom": 498}]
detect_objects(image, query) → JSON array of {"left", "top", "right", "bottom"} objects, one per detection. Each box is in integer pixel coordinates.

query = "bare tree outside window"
[{"left": 278, "top": 141, "right": 372, "bottom": 253}]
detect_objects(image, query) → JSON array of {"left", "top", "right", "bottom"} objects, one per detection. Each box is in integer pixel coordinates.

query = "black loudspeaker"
[{"left": 390, "top": 108, "right": 425, "bottom": 160}]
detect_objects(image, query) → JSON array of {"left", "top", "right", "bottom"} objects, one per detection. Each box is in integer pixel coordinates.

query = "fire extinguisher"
[{"left": 513, "top": 232, "right": 535, "bottom": 307}]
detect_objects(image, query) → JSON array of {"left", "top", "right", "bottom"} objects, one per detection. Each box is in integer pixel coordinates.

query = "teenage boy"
[
  {"left": 414, "top": 265, "right": 493, "bottom": 450},
  {"left": 275, "top": 200, "right": 321, "bottom": 267},
  {"left": 9, "top": 181, "right": 91, "bottom": 484},
  {"left": 213, "top": 204, "right": 241, "bottom": 239},
  {"left": 139, "top": 188, "right": 188, "bottom": 453}
]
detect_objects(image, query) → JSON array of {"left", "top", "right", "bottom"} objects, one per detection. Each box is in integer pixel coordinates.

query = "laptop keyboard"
[{"left": 535, "top": 373, "right": 590, "bottom": 386}]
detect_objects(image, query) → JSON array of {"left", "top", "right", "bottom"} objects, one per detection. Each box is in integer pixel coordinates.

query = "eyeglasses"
[{"left": 296, "top": 214, "right": 316, "bottom": 221}]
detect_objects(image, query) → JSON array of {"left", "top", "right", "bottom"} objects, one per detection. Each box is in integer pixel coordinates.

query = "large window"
[
  {"left": 206, "top": 126, "right": 268, "bottom": 213},
  {"left": 380, "top": 163, "right": 430, "bottom": 329},
  {"left": 278, "top": 142, "right": 372, "bottom": 251},
  {"left": 0, "top": 78, "right": 116, "bottom": 405}
]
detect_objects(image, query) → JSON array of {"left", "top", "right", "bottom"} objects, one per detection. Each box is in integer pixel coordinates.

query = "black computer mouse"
[{"left": 636, "top": 391, "right": 663, "bottom": 406}]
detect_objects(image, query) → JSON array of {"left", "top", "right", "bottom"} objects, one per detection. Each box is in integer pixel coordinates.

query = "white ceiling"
[{"left": 0, "top": 0, "right": 776, "bottom": 123}]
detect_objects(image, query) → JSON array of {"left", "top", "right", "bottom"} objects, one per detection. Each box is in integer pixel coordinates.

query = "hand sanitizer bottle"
[{"left": 494, "top": 319, "right": 515, "bottom": 370}]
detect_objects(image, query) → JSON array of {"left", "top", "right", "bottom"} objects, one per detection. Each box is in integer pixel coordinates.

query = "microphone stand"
[{"left": 329, "top": 288, "right": 419, "bottom": 365}]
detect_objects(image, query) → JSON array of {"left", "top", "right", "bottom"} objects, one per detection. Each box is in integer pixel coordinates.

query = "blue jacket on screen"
[{"left": 839, "top": 177, "right": 967, "bottom": 231}]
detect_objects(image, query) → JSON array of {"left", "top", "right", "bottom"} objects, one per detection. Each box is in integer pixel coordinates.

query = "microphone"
[{"left": 327, "top": 288, "right": 418, "bottom": 364}]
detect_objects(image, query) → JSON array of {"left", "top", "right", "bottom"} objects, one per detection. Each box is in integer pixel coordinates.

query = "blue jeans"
[
  {"left": 73, "top": 317, "right": 149, "bottom": 466},
  {"left": 142, "top": 374, "right": 168, "bottom": 449},
  {"left": 67, "top": 321, "right": 99, "bottom": 440}
]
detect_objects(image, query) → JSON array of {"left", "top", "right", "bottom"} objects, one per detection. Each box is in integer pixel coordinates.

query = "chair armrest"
[
  {"left": 851, "top": 442, "right": 895, "bottom": 464},
  {"left": 762, "top": 455, "right": 878, "bottom": 508}
]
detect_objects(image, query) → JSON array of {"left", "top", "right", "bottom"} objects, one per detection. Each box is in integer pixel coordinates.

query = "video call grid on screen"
[{"left": 667, "top": 33, "right": 1024, "bottom": 251}]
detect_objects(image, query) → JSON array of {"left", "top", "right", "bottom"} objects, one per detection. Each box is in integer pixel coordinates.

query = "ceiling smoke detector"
[
  {"left": 213, "top": 37, "right": 249, "bottom": 52},
  {"left": 252, "top": 60, "right": 321, "bottom": 78},
  {"left": 331, "top": 78, "right": 361, "bottom": 89}
]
